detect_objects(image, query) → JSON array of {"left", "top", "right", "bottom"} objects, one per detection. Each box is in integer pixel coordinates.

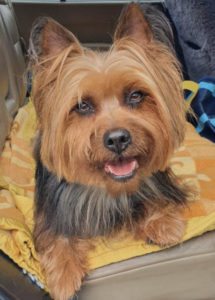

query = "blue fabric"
[{"left": 188, "top": 77, "right": 215, "bottom": 143}]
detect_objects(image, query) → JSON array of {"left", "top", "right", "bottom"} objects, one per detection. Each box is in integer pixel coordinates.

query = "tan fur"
[
  {"left": 30, "top": 3, "right": 191, "bottom": 300},
  {"left": 142, "top": 205, "right": 186, "bottom": 247},
  {"left": 38, "top": 237, "right": 92, "bottom": 300},
  {"left": 32, "top": 34, "right": 185, "bottom": 197}
]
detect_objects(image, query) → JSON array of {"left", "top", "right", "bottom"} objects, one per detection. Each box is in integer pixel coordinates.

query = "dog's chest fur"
[{"left": 35, "top": 135, "right": 187, "bottom": 240}]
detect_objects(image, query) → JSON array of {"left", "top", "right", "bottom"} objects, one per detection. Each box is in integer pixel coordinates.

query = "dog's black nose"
[{"left": 103, "top": 128, "right": 131, "bottom": 154}]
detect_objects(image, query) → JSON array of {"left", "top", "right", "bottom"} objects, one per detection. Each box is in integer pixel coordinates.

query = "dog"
[{"left": 29, "top": 3, "right": 192, "bottom": 300}]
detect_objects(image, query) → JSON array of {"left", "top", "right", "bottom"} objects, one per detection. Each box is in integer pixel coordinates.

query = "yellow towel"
[{"left": 1, "top": 99, "right": 215, "bottom": 287}]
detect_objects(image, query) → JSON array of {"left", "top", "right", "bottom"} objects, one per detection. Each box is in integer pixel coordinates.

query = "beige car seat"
[{"left": 0, "top": 0, "right": 26, "bottom": 153}]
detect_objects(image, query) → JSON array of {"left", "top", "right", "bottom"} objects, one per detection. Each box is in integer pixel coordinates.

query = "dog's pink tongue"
[{"left": 105, "top": 159, "right": 138, "bottom": 176}]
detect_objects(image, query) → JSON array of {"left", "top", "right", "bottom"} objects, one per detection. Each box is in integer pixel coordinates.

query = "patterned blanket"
[{"left": 0, "top": 99, "right": 215, "bottom": 287}]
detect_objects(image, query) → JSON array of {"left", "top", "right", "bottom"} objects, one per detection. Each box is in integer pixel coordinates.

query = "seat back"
[{"left": 0, "top": 0, "right": 26, "bottom": 153}]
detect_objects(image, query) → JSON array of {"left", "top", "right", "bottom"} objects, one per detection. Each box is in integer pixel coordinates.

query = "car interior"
[{"left": 0, "top": 1, "right": 215, "bottom": 300}]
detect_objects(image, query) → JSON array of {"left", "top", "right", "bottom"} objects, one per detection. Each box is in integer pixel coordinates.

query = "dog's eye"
[
  {"left": 130, "top": 91, "right": 144, "bottom": 102},
  {"left": 75, "top": 102, "right": 94, "bottom": 115},
  {"left": 77, "top": 102, "right": 90, "bottom": 111}
]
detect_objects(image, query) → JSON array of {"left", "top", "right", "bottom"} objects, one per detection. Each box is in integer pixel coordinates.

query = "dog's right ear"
[
  {"left": 29, "top": 17, "right": 82, "bottom": 65},
  {"left": 114, "top": 3, "right": 153, "bottom": 47}
]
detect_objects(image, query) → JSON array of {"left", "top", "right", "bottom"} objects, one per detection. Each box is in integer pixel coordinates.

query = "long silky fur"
[
  {"left": 31, "top": 4, "right": 192, "bottom": 250},
  {"left": 34, "top": 132, "right": 189, "bottom": 249},
  {"left": 30, "top": 4, "right": 195, "bottom": 300}
]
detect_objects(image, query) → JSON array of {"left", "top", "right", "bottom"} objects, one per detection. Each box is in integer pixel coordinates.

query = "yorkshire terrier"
[{"left": 29, "top": 3, "right": 191, "bottom": 300}]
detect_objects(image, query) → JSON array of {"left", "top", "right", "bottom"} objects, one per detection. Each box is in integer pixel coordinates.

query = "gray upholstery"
[
  {"left": 0, "top": 0, "right": 26, "bottom": 153},
  {"left": 165, "top": 0, "right": 215, "bottom": 81},
  {"left": 78, "top": 230, "right": 215, "bottom": 300}
]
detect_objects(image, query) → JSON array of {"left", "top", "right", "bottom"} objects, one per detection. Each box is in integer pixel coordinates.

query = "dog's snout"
[{"left": 103, "top": 128, "right": 131, "bottom": 154}]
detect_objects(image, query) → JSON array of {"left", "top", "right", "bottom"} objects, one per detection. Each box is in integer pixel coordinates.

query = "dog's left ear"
[{"left": 114, "top": 3, "right": 153, "bottom": 46}]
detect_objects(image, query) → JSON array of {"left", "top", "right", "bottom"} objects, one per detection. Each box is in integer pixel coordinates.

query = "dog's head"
[{"left": 30, "top": 3, "right": 186, "bottom": 197}]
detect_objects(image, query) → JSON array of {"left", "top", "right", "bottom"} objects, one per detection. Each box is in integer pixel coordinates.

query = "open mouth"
[{"left": 104, "top": 158, "right": 139, "bottom": 182}]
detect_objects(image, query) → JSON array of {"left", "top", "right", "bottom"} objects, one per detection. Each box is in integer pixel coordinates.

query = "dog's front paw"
[
  {"left": 47, "top": 268, "right": 83, "bottom": 300},
  {"left": 144, "top": 211, "right": 186, "bottom": 247},
  {"left": 38, "top": 237, "right": 90, "bottom": 300}
]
